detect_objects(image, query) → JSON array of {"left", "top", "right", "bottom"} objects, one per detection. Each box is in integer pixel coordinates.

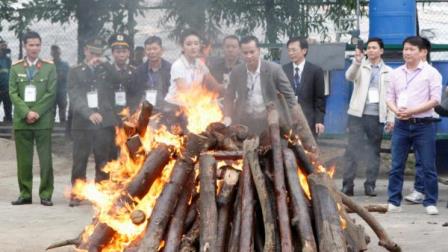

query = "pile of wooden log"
[{"left": 47, "top": 101, "right": 400, "bottom": 252}]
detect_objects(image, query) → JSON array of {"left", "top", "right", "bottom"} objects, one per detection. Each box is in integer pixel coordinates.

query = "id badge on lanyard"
[
  {"left": 24, "top": 84, "right": 37, "bottom": 102},
  {"left": 145, "top": 90, "right": 158, "bottom": 105},
  {"left": 399, "top": 69, "right": 421, "bottom": 108},
  {"left": 115, "top": 91, "right": 126, "bottom": 106},
  {"left": 25, "top": 66, "right": 37, "bottom": 102},
  {"left": 87, "top": 89, "right": 99, "bottom": 108}
]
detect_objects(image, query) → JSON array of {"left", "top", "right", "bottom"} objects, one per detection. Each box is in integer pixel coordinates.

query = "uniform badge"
[{"left": 117, "top": 35, "right": 124, "bottom": 41}]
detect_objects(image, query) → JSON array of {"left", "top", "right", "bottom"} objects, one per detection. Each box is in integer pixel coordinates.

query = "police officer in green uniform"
[
  {"left": 68, "top": 38, "right": 119, "bottom": 207},
  {"left": 107, "top": 33, "right": 138, "bottom": 112},
  {"left": 9, "top": 31, "right": 57, "bottom": 206}
]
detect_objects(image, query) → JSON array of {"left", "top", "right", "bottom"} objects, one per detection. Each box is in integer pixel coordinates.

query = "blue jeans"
[
  {"left": 388, "top": 119, "right": 438, "bottom": 207},
  {"left": 413, "top": 150, "right": 425, "bottom": 194}
]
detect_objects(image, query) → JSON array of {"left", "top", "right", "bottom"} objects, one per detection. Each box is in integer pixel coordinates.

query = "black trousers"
[
  {"left": 342, "top": 115, "right": 383, "bottom": 189},
  {"left": 55, "top": 92, "right": 67, "bottom": 122},
  {"left": 71, "top": 127, "right": 117, "bottom": 185},
  {"left": 0, "top": 89, "right": 12, "bottom": 121}
]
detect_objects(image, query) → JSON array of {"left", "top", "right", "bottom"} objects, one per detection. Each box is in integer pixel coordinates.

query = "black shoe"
[
  {"left": 11, "top": 197, "right": 32, "bottom": 205},
  {"left": 69, "top": 199, "right": 81, "bottom": 207},
  {"left": 40, "top": 199, "right": 53, "bottom": 206},
  {"left": 364, "top": 186, "right": 377, "bottom": 197},
  {"left": 341, "top": 186, "right": 354, "bottom": 196}
]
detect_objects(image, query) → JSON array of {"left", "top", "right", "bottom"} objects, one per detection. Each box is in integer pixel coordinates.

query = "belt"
[{"left": 401, "top": 117, "right": 435, "bottom": 124}]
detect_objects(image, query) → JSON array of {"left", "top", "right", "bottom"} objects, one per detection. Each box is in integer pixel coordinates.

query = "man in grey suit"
[{"left": 223, "top": 35, "right": 299, "bottom": 134}]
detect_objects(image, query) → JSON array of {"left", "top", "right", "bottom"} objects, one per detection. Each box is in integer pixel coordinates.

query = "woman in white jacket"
[{"left": 342, "top": 37, "right": 393, "bottom": 197}]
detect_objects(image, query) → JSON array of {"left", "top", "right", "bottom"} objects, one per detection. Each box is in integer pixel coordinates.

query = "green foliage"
[
  {"left": 0, "top": 0, "right": 19, "bottom": 32},
  {"left": 160, "top": 0, "right": 358, "bottom": 44},
  {"left": 7, "top": 0, "right": 145, "bottom": 39}
]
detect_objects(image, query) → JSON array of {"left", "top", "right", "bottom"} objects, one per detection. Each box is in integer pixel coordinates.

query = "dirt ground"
[{"left": 0, "top": 137, "right": 448, "bottom": 252}]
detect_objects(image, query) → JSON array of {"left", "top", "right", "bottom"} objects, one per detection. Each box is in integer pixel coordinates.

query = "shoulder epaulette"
[
  {"left": 41, "top": 59, "right": 54, "bottom": 64},
  {"left": 12, "top": 59, "right": 25, "bottom": 66}
]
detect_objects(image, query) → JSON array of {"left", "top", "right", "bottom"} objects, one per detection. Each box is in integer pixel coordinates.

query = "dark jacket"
[
  {"left": 133, "top": 58, "right": 171, "bottom": 111},
  {"left": 207, "top": 57, "right": 241, "bottom": 84},
  {"left": 68, "top": 62, "right": 119, "bottom": 130},
  {"left": 54, "top": 59, "right": 69, "bottom": 95},
  {"left": 0, "top": 56, "right": 11, "bottom": 90},
  {"left": 105, "top": 62, "right": 137, "bottom": 112},
  {"left": 282, "top": 61, "right": 326, "bottom": 129}
]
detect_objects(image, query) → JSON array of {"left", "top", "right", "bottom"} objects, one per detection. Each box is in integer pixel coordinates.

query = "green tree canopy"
[
  {"left": 161, "top": 0, "right": 357, "bottom": 45},
  {"left": 7, "top": 0, "right": 145, "bottom": 61}
]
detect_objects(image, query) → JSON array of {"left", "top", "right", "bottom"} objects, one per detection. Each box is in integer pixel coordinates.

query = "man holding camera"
[{"left": 342, "top": 37, "right": 393, "bottom": 197}]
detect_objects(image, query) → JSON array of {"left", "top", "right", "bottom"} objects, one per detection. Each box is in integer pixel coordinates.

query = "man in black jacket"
[
  {"left": 133, "top": 36, "right": 171, "bottom": 112},
  {"left": 282, "top": 37, "right": 326, "bottom": 137}
]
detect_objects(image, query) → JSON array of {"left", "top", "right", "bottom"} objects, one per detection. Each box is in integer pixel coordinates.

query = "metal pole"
[{"left": 356, "top": 0, "right": 360, "bottom": 33}]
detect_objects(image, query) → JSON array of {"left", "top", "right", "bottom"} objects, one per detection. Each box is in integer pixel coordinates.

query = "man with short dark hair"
[
  {"left": 9, "top": 31, "right": 57, "bottom": 206},
  {"left": 133, "top": 36, "right": 171, "bottom": 112},
  {"left": 223, "top": 35, "right": 300, "bottom": 134},
  {"left": 386, "top": 36, "right": 442, "bottom": 215},
  {"left": 208, "top": 35, "right": 241, "bottom": 89},
  {"left": 107, "top": 33, "right": 137, "bottom": 112},
  {"left": 51, "top": 45, "right": 69, "bottom": 124},
  {"left": 0, "top": 37, "right": 12, "bottom": 122},
  {"left": 342, "top": 37, "right": 393, "bottom": 197},
  {"left": 283, "top": 37, "right": 326, "bottom": 137},
  {"left": 132, "top": 46, "right": 145, "bottom": 67}
]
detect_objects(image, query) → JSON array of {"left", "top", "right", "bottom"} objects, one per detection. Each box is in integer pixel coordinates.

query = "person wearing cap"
[
  {"left": 67, "top": 37, "right": 119, "bottom": 207},
  {"left": 9, "top": 31, "right": 57, "bottom": 206},
  {"left": 0, "top": 37, "right": 12, "bottom": 122},
  {"left": 107, "top": 33, "right": 138, "bottom": 112}
]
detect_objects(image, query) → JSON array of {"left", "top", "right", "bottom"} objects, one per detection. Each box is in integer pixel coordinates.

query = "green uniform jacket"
[
  {"left": 68, "top": 62, "right": 119, "bottom": 130},
  {"left": 9, "top": 59, "right": 57, "bottom": 130}
]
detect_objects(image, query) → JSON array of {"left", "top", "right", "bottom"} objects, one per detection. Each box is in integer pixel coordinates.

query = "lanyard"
[
  {"left": 147, "top": 71, "right": 157, "bottom": 89},
  {"left": 404, "top": 68, "right": 422, "bottom": 90},
  {"left": 26, "top": 65, "right": 37, "bottom": 83},
  {"left": 247, "top": 72, "right": 259, "bottom": 95}
]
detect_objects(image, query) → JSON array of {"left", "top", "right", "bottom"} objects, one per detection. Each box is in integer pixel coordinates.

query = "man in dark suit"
[
  {"left": 223, "top": 36, "right": 299, "bottom": 134},
  {"left": 133, "top": 36, "right": 171, "bottom": 112},
  {"left": 282, "top": 37, "right": 326, "bottom": 137},
  {"left": 208, "top": 35, "right": 241, "bottom": 89}
]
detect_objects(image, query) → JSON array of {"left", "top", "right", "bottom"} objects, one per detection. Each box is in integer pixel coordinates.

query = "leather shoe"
[
  {"left": 40, "top": 199, "right": 53, "bottom": 206},
  {"left": 341, "top": 186, "right": 354, "bottom": 196},
  {"left": 364, "top": 186, "right": 377, "bottom": 197},
  {"left": 69, "top": 199, "right": 81, "bottom": 207},
  {"left": 11, "top": 197, "right": 32, "bottom": 205}
]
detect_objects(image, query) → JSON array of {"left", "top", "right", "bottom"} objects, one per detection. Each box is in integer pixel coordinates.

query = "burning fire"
[
  {"left": 297, "top": 168, "right": 311, "bottom": 200},
  {"left": 70, "top": 84, "right": 224, "bottom": 251},
  {"left": 175, "top": 83, "right": 223, "bottom": 134}
]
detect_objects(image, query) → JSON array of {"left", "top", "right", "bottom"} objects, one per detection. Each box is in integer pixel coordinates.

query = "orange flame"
[
  {"left": 297, "top": 168, "right": 311, "bottom": 200},
  {"left": 175, "top": 84, "right": 223, "bottom": 134},
  {"left": 337, "top": 203, "right": 347, "bottom": 230},
  {"left": 72, "top": 84, "right": 224, "bottom": 251}
]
